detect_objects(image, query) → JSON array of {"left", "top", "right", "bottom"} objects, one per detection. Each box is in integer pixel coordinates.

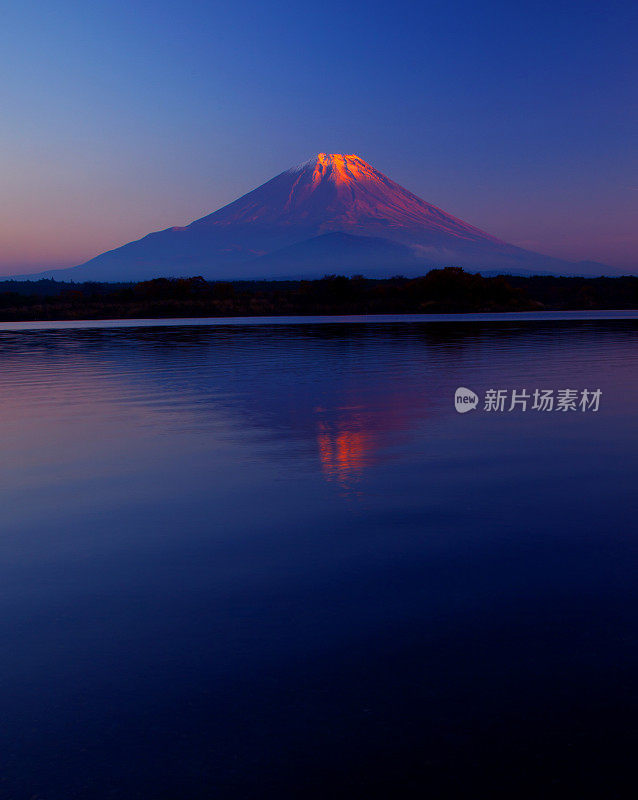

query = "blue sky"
[{"left": 1, "top": 0, "right": 636, "bottom": 272}]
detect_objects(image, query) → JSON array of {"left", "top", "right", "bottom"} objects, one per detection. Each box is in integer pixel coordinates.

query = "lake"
[{"left": 1, "top": 315, "right": 637, "bottom": 798}]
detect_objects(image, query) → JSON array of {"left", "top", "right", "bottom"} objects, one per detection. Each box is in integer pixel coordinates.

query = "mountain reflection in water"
[{"left": 1, "top": 319, "right": 637, "bottom": 799}]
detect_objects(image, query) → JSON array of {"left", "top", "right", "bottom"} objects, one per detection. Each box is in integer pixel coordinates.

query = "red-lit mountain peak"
[
  {"left": 192, "top": 153, "right": 503, "bottom": 246},
  {"left": 305, "top": 153, "right": 380, "bottom": 187}
]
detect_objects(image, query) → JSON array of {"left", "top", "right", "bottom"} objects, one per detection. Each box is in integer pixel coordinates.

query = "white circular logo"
[{"left": 455, "top": 387, "right": 478, "bottom": 413}]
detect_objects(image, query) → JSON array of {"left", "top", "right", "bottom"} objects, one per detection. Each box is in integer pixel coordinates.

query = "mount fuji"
[{"left": 29, "top": 153, "right": 611, "bottom": 281}]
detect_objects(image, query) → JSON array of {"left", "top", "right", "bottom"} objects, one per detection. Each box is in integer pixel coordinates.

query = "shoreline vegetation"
[{"left": 0, "top": 268, "right": 637, "bottom": 321}]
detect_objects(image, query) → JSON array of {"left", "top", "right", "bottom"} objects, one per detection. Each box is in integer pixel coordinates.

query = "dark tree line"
[{"left": 0, "top": 268, "right": 637, "bottom": 321}]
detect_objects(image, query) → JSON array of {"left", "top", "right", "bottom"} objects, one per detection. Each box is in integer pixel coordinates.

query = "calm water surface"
[{"left": 1, "top": 318, "right": 637, "bottom": 798}]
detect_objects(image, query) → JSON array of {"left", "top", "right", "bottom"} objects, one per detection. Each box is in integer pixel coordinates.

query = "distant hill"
[{"left": 245, "top": 232, "right": 421, "bottom": 278}]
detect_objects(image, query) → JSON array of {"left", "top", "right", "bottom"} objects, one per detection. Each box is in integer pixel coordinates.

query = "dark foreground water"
[{"left": 1, "top": 317, "right": 637, "bottom": 798}]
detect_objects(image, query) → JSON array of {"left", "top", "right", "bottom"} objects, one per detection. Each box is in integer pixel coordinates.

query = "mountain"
[
  {"left": 246, "top": 232, "right": 421, "bottom": 278},
  {"left": 23, "top": 153, "right": 618, "bottom": 281}
]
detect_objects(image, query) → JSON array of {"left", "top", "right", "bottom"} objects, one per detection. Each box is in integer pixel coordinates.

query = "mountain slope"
[
  {"left": 245, "top": 232, "right": 420, "bottom": 278},
  {"left": 25, "top": 153, "right": 612, "bottom": 280}
]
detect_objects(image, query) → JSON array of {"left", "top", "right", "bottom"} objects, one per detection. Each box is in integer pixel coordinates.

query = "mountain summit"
[
  {"left": 39, "top": 153, "right": 585, "bottom": 281},
  {"left": 198, "top": 153, "right": 503, "bottom": 244}
]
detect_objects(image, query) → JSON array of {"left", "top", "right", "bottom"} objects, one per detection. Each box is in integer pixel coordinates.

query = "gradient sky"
[{"left": 1, "top": 0, "right": 636, "bottom": 274}]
